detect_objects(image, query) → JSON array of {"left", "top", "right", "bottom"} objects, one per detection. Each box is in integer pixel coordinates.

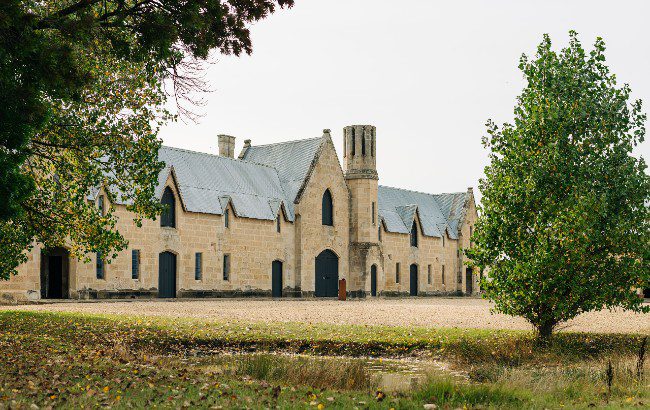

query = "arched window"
[
  {"left": 322, "top": 189, "right": 333, "bottom": 226},
  {"left": 410, "top": 220, "right": 418, "bottom": 247},
  {"left": 161, "top": 187, "right": 176, "bottom": 228}
]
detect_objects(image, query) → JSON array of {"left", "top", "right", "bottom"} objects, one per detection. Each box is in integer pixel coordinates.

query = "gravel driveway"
[{"left": 3, "top": 298, "right": 648, "bottom": 334}]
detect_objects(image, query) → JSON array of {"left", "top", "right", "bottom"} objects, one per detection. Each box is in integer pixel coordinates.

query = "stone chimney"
[
  {"left": 218, "top": 135, "right": 235, "bottom": 158},
  {"left": 343, "top": 125, "right": 378, "bottom": 179},
  {"left": 238, "top": 139, "right": 252, "bottom": 159}
]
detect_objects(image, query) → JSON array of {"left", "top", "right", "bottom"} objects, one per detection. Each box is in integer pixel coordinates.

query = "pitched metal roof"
[
  {"left": 378, "top": 185, "right": 470, "bottom": 239},
  {"left": 90, "top": 137, "right": 472, "bottom": 232},
  {"left": 240, "top": 137, "right": 323, "bottom": 202},
  {"left": 155, "top": 146, "right": 295, "bottom": 221}
]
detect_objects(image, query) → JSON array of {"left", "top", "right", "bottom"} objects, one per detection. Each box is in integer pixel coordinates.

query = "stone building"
[{"left": 1, "top": 126, "right": 479, "bottom": 302}]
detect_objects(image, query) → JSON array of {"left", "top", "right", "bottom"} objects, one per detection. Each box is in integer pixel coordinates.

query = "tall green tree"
[
  {"left": 467, "top": 32, "right": 650, "bottom": 340},
  {"left": 0, "top": 0, "right": 293, "bottom": 278}
]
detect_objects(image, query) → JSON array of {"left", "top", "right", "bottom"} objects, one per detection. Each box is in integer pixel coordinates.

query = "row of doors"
[
  {"left": 158, "top": 254, "right": 473, "bottom": 298},
  {"left": 158, "top": 252, "right": 286, "bottom": 298},
  {"left": 42, "top": 251, "right": 475, "bottom": 299},
  {"left": 372, "top": 264, "right": 474, "bottom": 296}
]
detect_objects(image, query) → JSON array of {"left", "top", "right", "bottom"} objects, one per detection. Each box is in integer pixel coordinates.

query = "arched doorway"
[
  {"left": 466, "top": 268, "right": 473, "bottom": 295},
  {"left": 370, "top": 265, "right": 378, "bottom": 297},
  {"left": 315, "top": 250, "right": 339, "bottom": 297},
  {"left": 158, "top": 252, "right": 177, "bottom": 298},
  {"left": 409, "top": 264, "right": 418, "bottom": 296},
  {"left": 40, "top": 248, "right": 70, "bottom": 299},
  {"left": 272, "top": 260, "right": 283, "bottom": 298}
]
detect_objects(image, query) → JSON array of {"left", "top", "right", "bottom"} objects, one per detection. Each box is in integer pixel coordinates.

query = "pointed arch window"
[
  {"left": 161, "top": 187, "right": 176, "bottom": 228},
  {"left": 410, "top": 220, "right": 418, "bottom": 248},
  {"left": 322, "top": 189, "right": 334, "bottom": 226}
]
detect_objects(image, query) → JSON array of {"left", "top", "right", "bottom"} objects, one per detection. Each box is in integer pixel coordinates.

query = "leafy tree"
[
  {"left": 466, "top": 32, "right": 650, "bottom": 340},
  {"left": 0, "top": 0, "right": 293, "bottom": 278}
]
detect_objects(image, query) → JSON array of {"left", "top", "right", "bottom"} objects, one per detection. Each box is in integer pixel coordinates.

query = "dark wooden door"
[
  {"left": 370, "top": 265, "right": 377, "bottom": 297},
  {"left": 48, "top": 256, "right": 63, "bottom": 299},
  {"left": 158, "top": 252, "right": 177, "bottom": 298},
  {"left": 315, "top": 250, "right": 338, "bottom": 297},
  {"left": 409, "top": 264, "right": 418, "bottom": 296},
  {"left": 466, "top": 268, "right": 473, "bottom": 295},
  {"left": 272, "top": 260, "right": 283, "bottom": 298}
]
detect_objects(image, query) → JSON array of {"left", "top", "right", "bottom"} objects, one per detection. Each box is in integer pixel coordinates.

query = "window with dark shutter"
[
  {"left": 224, "top": 209, "right": 230, "bottom": 228},
  {"left": 372, "top": 202, "right": 376, "bottom": 225},
  {"left": 131, "top": 250, "right": 140, "bottom": 279},
  {"left": 160, "top": 187, "right": 176, "bottom": 228},
  {"left": 410, "top": 221, "right": 418, "bottom": 248},
  {"left": 442, "top": 265, "right": 446, "bottom": 285},
  {"left": 276, "top": 215, "right": 281, "bottom": 233},
  {"left": 470, "top": 226, "right": 473, "bottom": 247},
  {"left": 322, "top": 190, "right": 333, "bottom": 226},
  {"left": 395, "top": 263, "right": 400, "bottom": 283},
  {"left": 195, "top": 252, "right": 202, "bottom": 280},
  {"left": 428, "top": 265, "right": 432, "bottom": 284},
  {"left": 98, "top": 195, "right": 105, "bottom": 216},
  {"left": 223, "top": 254, "right": 230, "bottom": 281},
  {"left": 96, "top": 252, "right": 104, "bottom": 279}
]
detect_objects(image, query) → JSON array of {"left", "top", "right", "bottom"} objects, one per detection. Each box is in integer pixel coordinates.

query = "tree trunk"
[{"left": 536, "top": 321, "right": 556, "bottom": 345}]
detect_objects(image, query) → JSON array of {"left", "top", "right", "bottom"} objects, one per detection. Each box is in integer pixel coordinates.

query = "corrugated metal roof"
[
  {"left": 378, "top": 186, "right": 469, "bottom": 239},
  {"left": 241, "top": 137, "right": 323, "bottom": 202},
  {"left": 154, "top": 146, "right": 295, "bottom": 221},
  {"left": 91, "top": 138, "right": 472, "bottom": 232}
]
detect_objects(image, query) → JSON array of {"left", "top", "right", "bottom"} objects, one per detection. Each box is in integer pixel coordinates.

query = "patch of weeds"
[
  {"left": 413, "top": 376, "right": 527, "bottom": 408},
  {"left": 223, "top": 354, "right": 376, "bottom": 390}
]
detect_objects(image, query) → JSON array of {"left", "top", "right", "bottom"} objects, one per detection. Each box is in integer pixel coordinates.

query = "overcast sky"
[{"left": 158, "top": 0, "right": 650, "bottom": 201}]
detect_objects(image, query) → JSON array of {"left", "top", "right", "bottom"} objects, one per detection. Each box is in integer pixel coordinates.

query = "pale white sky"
[{"left": 158, "top": 0, "right": 650, "bottom": 200}]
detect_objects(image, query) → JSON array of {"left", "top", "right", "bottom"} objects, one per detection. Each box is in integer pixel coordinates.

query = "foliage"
[
  {"left": 466, "top": 31, "right": 650, "bottom": 339},
  {"left": 0, "top": 311, "right": 647, "bottom": 409},
  {"left": 0, "top": 0, "right": 293, "bottom": 278}
]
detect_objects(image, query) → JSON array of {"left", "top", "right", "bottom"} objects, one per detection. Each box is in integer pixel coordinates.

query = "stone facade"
[{"left": 1, "top": 125, "right": 479, "bottom": 302}]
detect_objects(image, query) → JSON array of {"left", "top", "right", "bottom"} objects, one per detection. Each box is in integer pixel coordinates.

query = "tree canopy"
[
  {"left": 466, "top": 32, "right": 650, "bottom": 340},
  {"left": 0, "top": 0, "right": 293, "bottom": 278}
]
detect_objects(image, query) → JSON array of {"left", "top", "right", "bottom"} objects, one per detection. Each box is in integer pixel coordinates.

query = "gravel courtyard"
[{"left": 3, "top": 298, "right": 648, "bottom": 334}]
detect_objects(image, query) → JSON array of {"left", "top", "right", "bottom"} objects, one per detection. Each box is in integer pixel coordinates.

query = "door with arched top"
[
  {"left": 410, "top": 264, "right": 418, "bottom": 296},
  {"left": 370, "top": 265, "right": 377, "bottom": 297},
  {"left": 272, "top": 260, "right": 283, "bottom": 298},
  {"left": 158, "top": 252, "right": 177, "bottom": 298},
  {"left": 315, "top": 250, "right": 339, "bottom": 297}
]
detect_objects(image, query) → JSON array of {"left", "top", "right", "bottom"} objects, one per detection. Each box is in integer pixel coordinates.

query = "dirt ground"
[{"left": 3, "top": 298, "right": 648, "bottom": 334}]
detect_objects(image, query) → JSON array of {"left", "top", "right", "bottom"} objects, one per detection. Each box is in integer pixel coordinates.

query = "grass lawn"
[{"left": 0, "top": 310, "right": 647, "bottom": 409}]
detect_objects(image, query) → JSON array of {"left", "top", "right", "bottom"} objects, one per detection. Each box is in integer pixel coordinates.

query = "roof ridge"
[
  {"left": 379, "top": 184, "right": 466, "bottom": 198},
  {"left": 247, "top": 136, "right": 322, "bottom": 149},
  {"left": 161, "top": 145, "right": 279, "bottom": 171}
]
